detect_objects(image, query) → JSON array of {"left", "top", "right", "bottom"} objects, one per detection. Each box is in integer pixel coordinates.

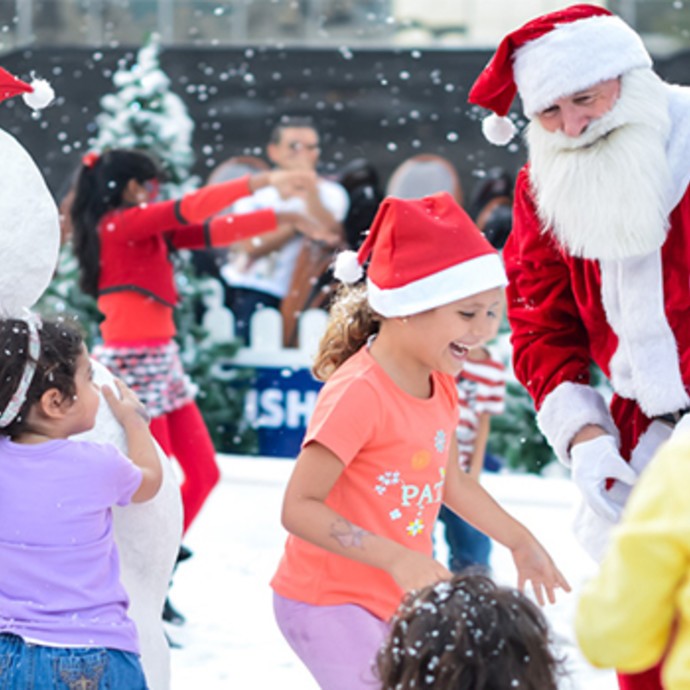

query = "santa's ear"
[{"left": 38, "top": 388, "right": 70, "bottom": 419}]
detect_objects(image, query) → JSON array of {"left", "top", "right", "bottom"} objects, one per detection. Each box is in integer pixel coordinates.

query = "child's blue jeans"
[
  {"left": 0, "top": 633, "right": 147, "bottom": 689},
  {"left": 438, "top": 505, "right": 492, "bottom": 572}
]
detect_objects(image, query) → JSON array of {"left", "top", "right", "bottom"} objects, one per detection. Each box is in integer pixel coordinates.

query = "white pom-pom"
[
  {"left": 481, "top": 113, "right": 517, "bottom": 146},
  {"left": 333, "top": 250, "right": 363, "bottom": 284},
  {"left": 22, "top": 78, "right": 55, "bottom": 110}
]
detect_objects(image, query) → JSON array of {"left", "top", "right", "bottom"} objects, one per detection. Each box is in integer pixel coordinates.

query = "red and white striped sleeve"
[{"left": 459, "top": 356, "right": 506, "bottom": 416}]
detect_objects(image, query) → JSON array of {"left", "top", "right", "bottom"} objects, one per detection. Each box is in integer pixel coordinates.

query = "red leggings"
[
  {"left": 618, "top": 665, "right": 663, "bottom": 690},
  {"left": 150, "top": 401, "right": 221, "bottom": 533}
]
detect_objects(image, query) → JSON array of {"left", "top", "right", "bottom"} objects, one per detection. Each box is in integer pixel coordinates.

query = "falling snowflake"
[
  {"left": 375, "top": 485, "right": 386, "bottom": 495},
  {"left": 390, "top": 509, "right": 402, "bottom": 520},
  {"left": 434, "top": 430, "right": 447, "bottom": 453},
  {"left": 407, "top": 519, "right": 425, "bottom": 537}
]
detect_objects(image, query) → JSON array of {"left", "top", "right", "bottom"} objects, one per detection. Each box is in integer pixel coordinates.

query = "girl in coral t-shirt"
[{"left": 271, "top": 192, "right": 570, "bottom": 690}]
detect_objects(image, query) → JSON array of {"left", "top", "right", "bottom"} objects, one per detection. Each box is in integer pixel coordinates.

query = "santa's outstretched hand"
[{"left": 571, "top": 435, "right": 638, "bottom": 522}]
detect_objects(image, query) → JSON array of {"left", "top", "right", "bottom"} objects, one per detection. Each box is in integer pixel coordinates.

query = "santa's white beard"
[{"left": 526, "top": 69, "right": 673, "bottom": 261}]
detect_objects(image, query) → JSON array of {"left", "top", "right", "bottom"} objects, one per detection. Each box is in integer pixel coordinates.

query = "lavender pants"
[{"left": 273, "top": 593, "right": 390, "bottom": 690}]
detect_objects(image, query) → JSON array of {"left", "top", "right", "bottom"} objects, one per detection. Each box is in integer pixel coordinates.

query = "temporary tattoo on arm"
[{"left": 329, "top": 518, "right": 370, "bottom": 549}]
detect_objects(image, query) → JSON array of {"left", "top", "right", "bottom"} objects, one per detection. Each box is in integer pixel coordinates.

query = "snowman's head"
[{"left": 0, "top": 67, "right": 59, "bottom": 318}]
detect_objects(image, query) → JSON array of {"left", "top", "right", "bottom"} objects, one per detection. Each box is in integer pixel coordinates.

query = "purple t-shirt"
[{"left": 0, "top": 437, "right": 142, "bottom": 653}]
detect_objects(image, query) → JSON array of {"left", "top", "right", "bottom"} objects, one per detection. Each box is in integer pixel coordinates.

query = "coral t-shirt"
[{"left": 271, "top": 346, "right": 459, "bottom": 621}]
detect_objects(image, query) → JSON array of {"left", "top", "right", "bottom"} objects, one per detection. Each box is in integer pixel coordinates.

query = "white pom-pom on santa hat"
[
  {"left": 0, "top": 67, "right": 54, "bottom": 110},
  {"left": 22, "top": 77, "right": 55, "bottom": 110},
  {"left": 333, "top": 249, "right": 364, "bottom": 284},
  {"left": 481, "top": 113, "right": 517, "bottom": 146}
]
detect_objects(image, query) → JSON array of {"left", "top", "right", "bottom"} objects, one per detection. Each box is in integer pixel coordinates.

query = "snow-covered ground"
[{"left": 168, "top": 455, "right": 617, "bottom": 689}]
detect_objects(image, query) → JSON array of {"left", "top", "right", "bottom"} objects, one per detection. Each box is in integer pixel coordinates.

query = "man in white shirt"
[{"left": 221, "top": 117, "right": 349, "bottom": 343}]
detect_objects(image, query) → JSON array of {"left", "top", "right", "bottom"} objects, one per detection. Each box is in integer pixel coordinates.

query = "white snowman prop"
[{"left": 0, "top": 68, "right": 182, "bottom": 690}]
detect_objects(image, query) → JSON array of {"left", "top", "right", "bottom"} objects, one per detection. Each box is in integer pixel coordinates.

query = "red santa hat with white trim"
[
  {"left": 333, "top": 192, "right": 507, "bottom": 318},
  {"left": 468, "top": 3, "right": 652, "bottom": 146},
  {"left": 0, "top": 66, "right": 54, "bottom": 110}
]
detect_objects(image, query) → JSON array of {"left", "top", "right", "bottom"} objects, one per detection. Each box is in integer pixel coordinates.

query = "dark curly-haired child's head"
[
  {"left": 0, "top": 317, "right": 84, "bottom": 438},
  {"left": 377, "top": 573, "right": 563, "bottom": 690}
]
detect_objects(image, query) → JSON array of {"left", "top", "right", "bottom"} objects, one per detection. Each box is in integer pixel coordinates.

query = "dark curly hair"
[
  {"left": 377, "top": 573, "right": 564, "bottom": 690},
  {"left": 0, "top": 318, "right": 84, "bottom": 438}
]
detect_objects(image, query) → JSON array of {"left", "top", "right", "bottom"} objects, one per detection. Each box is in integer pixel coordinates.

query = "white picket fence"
[{"left": 198, "top": 277, "right": 329, "bottom": 367}]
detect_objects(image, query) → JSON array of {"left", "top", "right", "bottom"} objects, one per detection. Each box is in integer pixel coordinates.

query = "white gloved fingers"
[
  {"left": 571, "top": 435, "right": 636, "bottom": 523},
  {"left": 606, "top": 479, "right": 632, "bottom": 510},
  {"left": 630, "top": 420, "right": 672, "bottom": 475},
  {"left": 587, "top": 484, "right": 625, "bottom": 522}
]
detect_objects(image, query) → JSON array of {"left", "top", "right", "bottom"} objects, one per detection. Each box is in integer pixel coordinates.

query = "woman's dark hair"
[
  {"left": 377, "top": 573, "right": 564, "bottom": 690},
  {"left": 70, "top": 149, "right": 161, "bottom": 297},
  {"left": 0, "top": 318, "right": 84, "bottom": 438}
]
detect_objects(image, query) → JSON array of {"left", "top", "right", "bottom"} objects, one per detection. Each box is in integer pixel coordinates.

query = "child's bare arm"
[
  {"left": 282, "top": 442, "right": 450, "bottom": 592},
  {"left": 443, "top": 442, "right": 570, "bottom": 604},
  {"left": 102, "top": 380, "right": 163, "bottom": 503}
]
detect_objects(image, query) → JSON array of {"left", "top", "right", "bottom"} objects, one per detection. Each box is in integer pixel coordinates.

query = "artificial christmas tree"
[{"left": 43, "top": 34, "right": 255, "bottom": 453}]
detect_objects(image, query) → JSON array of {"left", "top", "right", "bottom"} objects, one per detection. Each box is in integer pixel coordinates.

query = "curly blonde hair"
[{"left": 312, "top": 284, "right": 380, "bottom": 382}]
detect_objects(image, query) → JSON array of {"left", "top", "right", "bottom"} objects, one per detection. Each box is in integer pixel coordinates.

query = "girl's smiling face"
[{"left": 404, "top": 287, "right": 504, "bottom": 376}]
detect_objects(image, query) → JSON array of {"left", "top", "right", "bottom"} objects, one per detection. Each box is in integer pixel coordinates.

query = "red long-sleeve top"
[{"left": 96, "top": 176, "right": 276, "bottom": 344}]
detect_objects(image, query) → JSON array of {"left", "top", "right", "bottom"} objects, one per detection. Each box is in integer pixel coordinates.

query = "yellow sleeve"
[{"left": 575, "top": 440, "right": 690, "bottom": 672}]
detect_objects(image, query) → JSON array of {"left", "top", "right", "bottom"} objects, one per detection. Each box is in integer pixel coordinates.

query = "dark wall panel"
[{"left": 1, "top": 45, "right": 688, "bottom": 202}]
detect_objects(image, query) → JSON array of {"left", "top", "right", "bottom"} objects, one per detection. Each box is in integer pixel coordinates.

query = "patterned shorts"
[{"left": 93, "top": 341, "right": 197, "bottom": 418}]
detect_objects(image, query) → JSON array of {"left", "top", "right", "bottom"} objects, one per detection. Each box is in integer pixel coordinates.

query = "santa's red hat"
[
  {"left": 468, "top": 4, "right": 652, "bottom": 145},
  {"left": 333, "top": 192, "right": 507, "bottom": 317},
  {"left": 0, "top": 66, "right": 54, "bottom": 110}
]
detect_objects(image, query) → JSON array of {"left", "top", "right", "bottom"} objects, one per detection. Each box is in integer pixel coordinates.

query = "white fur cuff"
[{"left": 537, "top": 382, "right": 618, "bottom": 466}]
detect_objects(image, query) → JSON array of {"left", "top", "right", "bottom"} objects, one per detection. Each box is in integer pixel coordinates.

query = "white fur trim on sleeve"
[{"left": 536, "top": 382, "right": 618, "bottom": 467}]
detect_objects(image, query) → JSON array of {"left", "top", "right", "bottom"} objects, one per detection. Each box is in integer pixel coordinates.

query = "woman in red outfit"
[{"left": 71, "top": 149, "right": 319, "bottom": 533}]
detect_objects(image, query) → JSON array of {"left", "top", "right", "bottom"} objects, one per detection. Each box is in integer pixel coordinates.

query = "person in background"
[
  {"left": 469, "top": 7, "right": 690, "bottom": 687},
  {"left": 377, "top": 572, "right": 563, "bottom": 690},
  {"left": 271, "top": 192, "right": 569, "bottom": 690},
  {"left": 284, "top": 158, "right": 385, "bottom": 325},
  {"left": 70, "top": 148, "right": 322, "bottom": 624},
  {"left": 220, "top": 116, "right": 348, "bottom": 344},
  {"left": 468, "top": 167, "right": 513, "bottom": 252},
  {"left": 0, "top": 316, "right": 162, "bottom": 689},
  {"left": 338, "top": 158, "right": 384, "bottom": 251},
  {"left": 575, "top": 427, "right": 690, "bottom": 690},
  {"left": 438, "top": 341, "right": 507, "bottom": 573}
]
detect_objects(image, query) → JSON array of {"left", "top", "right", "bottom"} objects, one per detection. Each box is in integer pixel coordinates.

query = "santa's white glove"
[{"left": 571, "top": 435, "right": 638, "bottom": 523}]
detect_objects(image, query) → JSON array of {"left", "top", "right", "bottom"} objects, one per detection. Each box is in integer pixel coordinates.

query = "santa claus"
[{"left": 470, "top": 5, "right": 690, "bottom": 690}]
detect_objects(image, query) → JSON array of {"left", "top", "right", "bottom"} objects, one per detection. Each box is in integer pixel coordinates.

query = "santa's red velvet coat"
[{"left": 504, "top": 86, "right": 690, "bottom": 466}]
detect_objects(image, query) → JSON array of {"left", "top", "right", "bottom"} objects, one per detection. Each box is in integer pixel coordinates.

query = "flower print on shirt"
[
  {"left": 434, "top": 429, "right": 447, "bottom": 453},
  {"left": 373, "top": 428, "right": 450, "bottom": 538}
]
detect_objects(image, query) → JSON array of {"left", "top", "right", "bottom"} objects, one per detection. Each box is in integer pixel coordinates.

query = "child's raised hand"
[
  {"left": 388, "top": 549, "right": 452, "bottom": 594},
  {"left": 269, "top": 169, "right": 317, "bottom": 199},
  {"left": 101, "top": 379, "right": 150, "bottom": 427},
  {"left": 511, "top": 536, "right": 571, "bottom": 606}
]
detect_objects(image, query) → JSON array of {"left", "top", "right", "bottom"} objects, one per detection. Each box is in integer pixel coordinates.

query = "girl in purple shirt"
[{"left": 0, "top": 316, "right": 162, "bottom": 689}]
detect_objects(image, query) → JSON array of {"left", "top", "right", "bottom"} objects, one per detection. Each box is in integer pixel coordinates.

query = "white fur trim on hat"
[
  {"left": 367, "top": 252, "right": 507, "bottom": 318},
  {"left": 481, "top": 113, "right": 517, "bottom": 146},
  {"left": 22, "top": 77, "right": 54, "bottom": 110},
  {"left": 514, "top": 14, "right": 652, "bottom": 116},
  {"left": 536, "top": 381, "right": 619, "bottom": 466}
]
